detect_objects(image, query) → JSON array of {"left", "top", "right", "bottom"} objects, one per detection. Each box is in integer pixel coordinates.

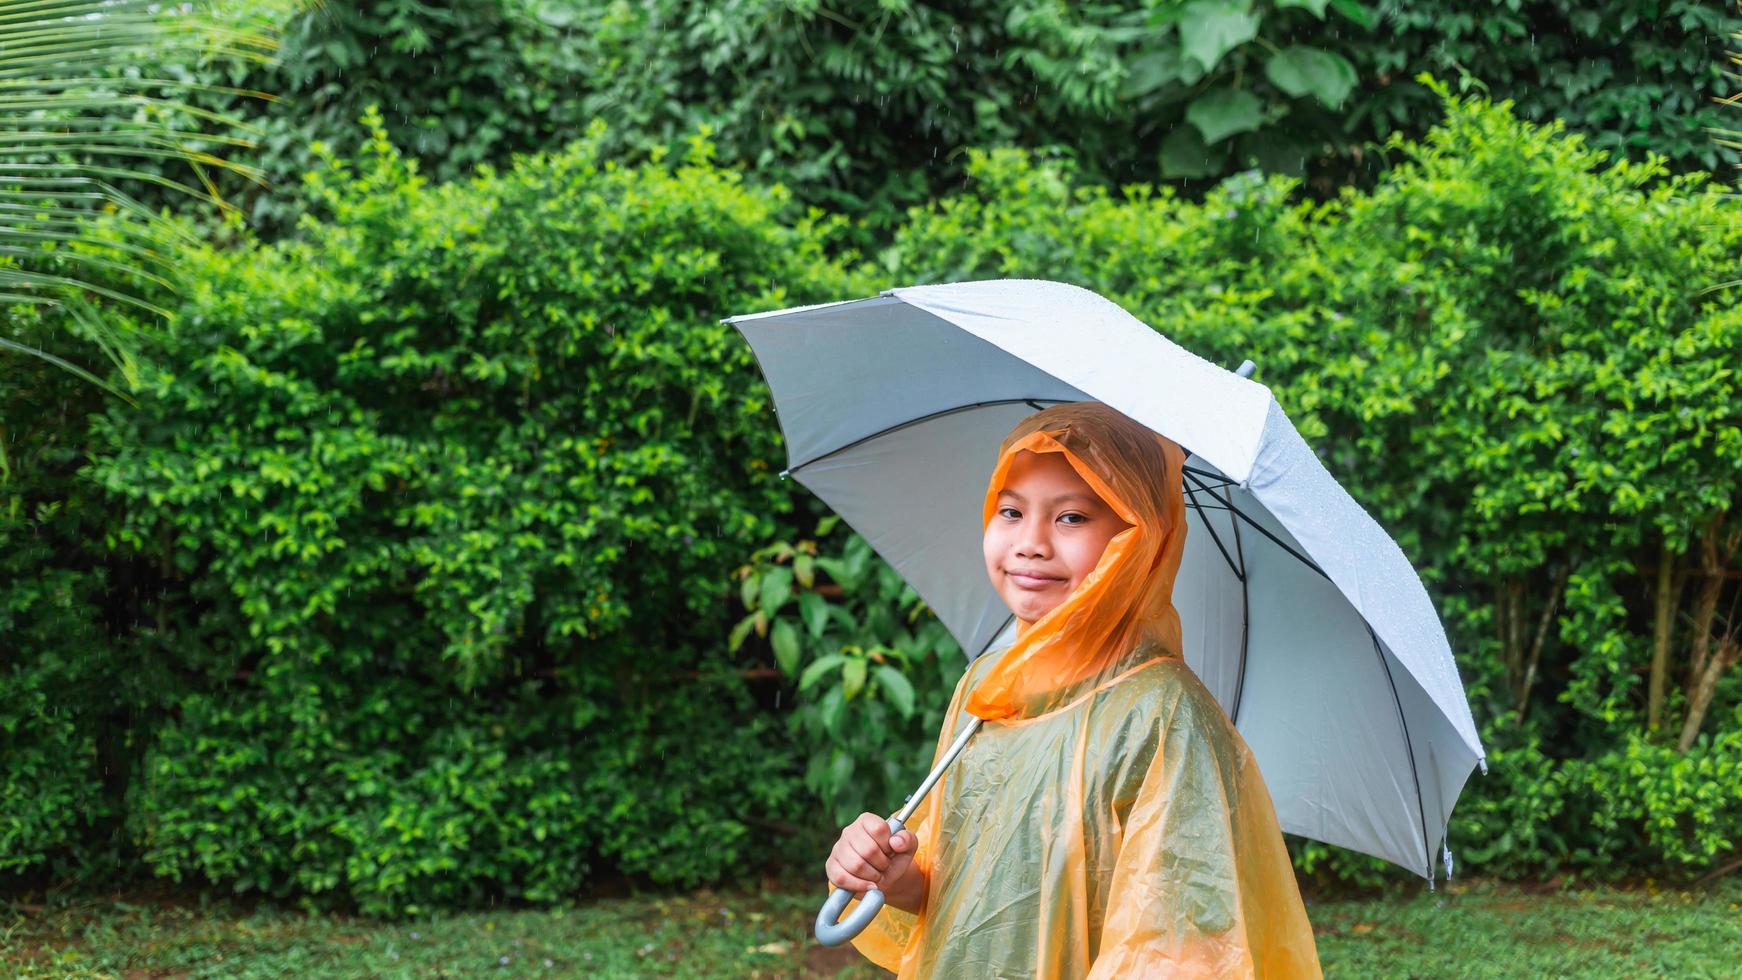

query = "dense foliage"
[
  {"left": 3, "top": 85, "right": 1739, "bottom": 911},
  {"left": 0, "top": 116, "right": 851, "bottom": 912},
  {"left": 0, "top": 337, "right": 118, "bottom": 878},
  {"left": 134, "top": 0, "right": 1742, "bottom": 242},
  {"left": 728, "top": 517, "right": 966, "bottom": 830}
]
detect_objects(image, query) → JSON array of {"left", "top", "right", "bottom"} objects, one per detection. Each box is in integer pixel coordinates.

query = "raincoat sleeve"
[
  {"left": 1087, "top": 684, "right": 1321, "bottom": 979},
  {"left": 836, "top": 799, "right": 931, "bottom": 972}
]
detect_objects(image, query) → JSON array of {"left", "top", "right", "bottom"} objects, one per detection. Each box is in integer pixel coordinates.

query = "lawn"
[{"left": 4, "top": 875, "right": 1738, "bottom": 978}]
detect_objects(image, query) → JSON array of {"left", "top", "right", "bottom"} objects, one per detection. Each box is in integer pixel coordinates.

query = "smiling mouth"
[{"left": 1006, "top": 570, "right": 1064, "bottom": 589}]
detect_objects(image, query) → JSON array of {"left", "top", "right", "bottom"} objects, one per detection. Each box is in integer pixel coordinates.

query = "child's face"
[{"left": 983, "top": 449, "right": 1130, "bottom": 628}]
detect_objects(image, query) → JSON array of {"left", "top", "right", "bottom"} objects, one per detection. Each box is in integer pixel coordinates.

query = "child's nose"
[{"left": 1016, "top": 526, "right": 1051, "bottom": 558}]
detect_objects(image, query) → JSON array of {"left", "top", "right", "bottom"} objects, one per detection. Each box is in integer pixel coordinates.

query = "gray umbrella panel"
[{"left": 728, "top": 279, "right": 1486, "bottom": 880}]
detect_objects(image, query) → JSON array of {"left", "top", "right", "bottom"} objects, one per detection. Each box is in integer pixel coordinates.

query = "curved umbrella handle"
[{"left": 814, "top": 815, "right": 904, "bottom": 947}]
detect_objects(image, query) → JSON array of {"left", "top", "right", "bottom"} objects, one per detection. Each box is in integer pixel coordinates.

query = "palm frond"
[{"left": 0, "top": 0, "right": 290, "bottom": 394}]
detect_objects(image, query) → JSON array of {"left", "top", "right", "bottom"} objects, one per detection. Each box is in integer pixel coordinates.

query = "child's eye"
[
  {"left": 1059, "top": 512, "right": 1087, "bottom": 526},
  {"left": 998, "top": 506, "right": 1021, "bottom": 520}
]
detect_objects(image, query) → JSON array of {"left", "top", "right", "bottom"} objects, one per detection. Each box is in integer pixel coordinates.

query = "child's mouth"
[{"left": 1007, "top": 570, "right": 1063, "bottom": 590}]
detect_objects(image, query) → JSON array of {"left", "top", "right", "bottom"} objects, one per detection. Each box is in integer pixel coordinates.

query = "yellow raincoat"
[{"left": 845, "top": 402, "right": 1322, "bottom": 978}]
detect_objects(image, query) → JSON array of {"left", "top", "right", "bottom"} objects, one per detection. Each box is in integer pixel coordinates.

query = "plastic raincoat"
[{"left": 845, "top": 402, "right": 1322, "bottom": 978}]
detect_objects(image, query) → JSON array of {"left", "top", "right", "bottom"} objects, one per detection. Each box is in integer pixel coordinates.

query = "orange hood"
[{"left": 967, "top": 401, "right": 1189, "bottom": 721}]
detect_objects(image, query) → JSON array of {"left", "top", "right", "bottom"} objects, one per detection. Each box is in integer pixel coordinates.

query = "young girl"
[{"left": 825, "top": 401, "right": 1322, "bottom": 978}]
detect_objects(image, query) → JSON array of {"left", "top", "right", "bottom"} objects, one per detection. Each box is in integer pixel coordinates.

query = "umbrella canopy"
[{"left": 727, "top": 278, "right": 1486, "bottom": 881}]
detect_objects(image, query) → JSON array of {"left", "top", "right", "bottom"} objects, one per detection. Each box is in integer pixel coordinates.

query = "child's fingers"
[
  {"left": 825, "top": 854, "right": 880, "bottom": 894},
  {"left": 846, "top": 833, "right": 892, "bottom": 874},
  {"left": 825, "top": 813, "right": 909, "bottom": 896},
  {"left": 854, "top": 812, "right": 894, "bottom": 850}
]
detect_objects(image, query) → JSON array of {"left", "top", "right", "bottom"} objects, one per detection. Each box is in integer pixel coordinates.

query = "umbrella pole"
[{"left": 814, "top": 716, "right": 985, "bottom": 946}]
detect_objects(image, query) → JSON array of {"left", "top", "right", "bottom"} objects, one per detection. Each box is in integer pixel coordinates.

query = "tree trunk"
[
  {"left": 1514, "top": 564, "right": 1571, "bottom": 723},
  {"left": 1677, "top": 635, "right": 1739, "bottom": 752},
  {"left": 1682, "top": 516, "right": 1735, "bottom": 701},
  {"left": 1647, "top": 541, "right": 1677, "bottom": 734},
  {"left": 1499, "top": 576, "right": 1531, "bottom": 705},
  {"left": 1676, "top": 517, "right": 1741, "bottom": 752},
  {"left": 1682, "top": 534, "right": 1723, "bottom": 710}
]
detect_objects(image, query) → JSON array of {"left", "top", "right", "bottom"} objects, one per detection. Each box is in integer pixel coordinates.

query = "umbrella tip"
[{"left": 1235, "top": 359, "right": 1257, "bottom": 379}]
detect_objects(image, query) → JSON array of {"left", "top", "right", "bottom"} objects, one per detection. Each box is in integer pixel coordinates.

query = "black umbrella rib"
[
  {"left": 1193, "top": 506, "right": 1239, "bottom": 519},
  {"left": 782, "top": 398, "right": 1073, "bottom": 477},
  {"left": 1371, "top": 626, "right": 1435, "bottom": 884},
  {"left": 1228, "top": 481, "right": 1252, "bottom": 727},
  {"left": 1183, "top": 472, "right": 1254, "bottom": 726},
  {"left": 1181, "top": 465, "right": 1238, "bottom": 492},
  {"left": 1180, "top": 469, "right": 1330, "bottom": 582},
  {"left": 1182, "top": 478, "right": 1243, "bottom": 583}
]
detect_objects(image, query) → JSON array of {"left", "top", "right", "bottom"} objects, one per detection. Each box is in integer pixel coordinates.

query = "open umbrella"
[{"left": 725, "top": 279, "right": 1486, "bottom": 941}]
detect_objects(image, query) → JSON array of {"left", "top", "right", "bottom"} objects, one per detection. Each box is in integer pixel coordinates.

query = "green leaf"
[
  {"left": 1121, "top": 46, "right": 1185, "bottom": 99},
  {"left": 798, "top": 591, "right": 830, "bottom": 639},
  {"left": 827, "top": 605, "right": 859, "bottom": 632},
  {"left": 799, "top": 653, "right": 847, "bottom": 692},
  {"left": 873, "top": 665, "right": 916, "bottom": 718},
  {"left": 842, "top": 657, "right": 867, "bottom": 699},
  {"left": 1275, "top": 0, "right": 1330, "bottom": 17},
  {"left": 1186, "top": 88, "right": 1265, "bottom": 144},
  {"left": 819, "top": 686, "right": 847, "bottom": 735},
  {"left": 0, "top": 332, "right": 137, "bottom": 406},
  {"left": 917, "top": 620, "right": 953, "bottom": 659},
  {"left": 814, "top": 514, "right": 841, "bottom": 538},
  {"left": 1265, "top": 47, "right": 1357, "bottom": 109},
  {"left": 728, "top": 613, "right": 756, "bottom": 653},
  {"left": 875, "top": 561, "right": 906, "bottom": 601},
  {"left": 739, "top": 572, "right": 758, "bottom": 611},
  {"left": 1326, "top": 0, "right": 1377, "bottom": 29},
  {"left": 771, "top": 619, "right": 801, "bottom": 676},
  {"left": 1161, "top": 125, "right": 1226, "bottom": 178},
  {"left": 1179, "top": 2, "right": 1261, "bottom": 73},
  {"left": 827, "top": 749, "right": 854, "bottom": 792},
  {"left": 814, "top": 556, "right": 850, "bottom": 589},
  {"left": 758, "top": 566, "right": 793, "bottom": 617},
  {"left": 793, "top": 553, "right": 815, "bottom": 588},
  {"left": 842, "top": 535, "right": 873, "bottom": 587}
]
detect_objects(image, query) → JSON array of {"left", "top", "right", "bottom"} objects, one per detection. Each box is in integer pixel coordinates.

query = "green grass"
[
  {"left": 4, "top": 876, "right": 1739, "bottom": 978},
  {"left": 1309, "top": 878, "right": 1742, "bottom": 979}
]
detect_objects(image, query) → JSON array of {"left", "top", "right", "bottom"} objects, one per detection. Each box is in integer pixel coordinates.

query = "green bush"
[
  {"left": 0, "top": 574, "right": 114, "bottom": 878},
  {"left": 130, "top": 668, "right": 799, "bottom": 915},
  {"left": 0, "top": 303, "right": 139, "bottom": 884},
  {"left": 2, "top": 110, "right": 849, "bottom": 912},
  {"left": 114, "top": 0, "right": 1742, "bottom": 245},
  {"left": 1563, "top": 718, "right": 1742, "bottom": 871}
]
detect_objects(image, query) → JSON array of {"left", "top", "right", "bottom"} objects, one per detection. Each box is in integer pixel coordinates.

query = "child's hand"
[{"left": 825, "top": 812, "right": 923, "bottom": 911}]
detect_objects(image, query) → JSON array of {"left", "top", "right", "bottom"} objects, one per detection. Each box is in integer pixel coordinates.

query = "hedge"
[
  {"left": 1, "top": 113, "right": 851, "bottom": 913},
  {"left": 3, "top": 86, "right": 1739, "bottom": 912}
]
